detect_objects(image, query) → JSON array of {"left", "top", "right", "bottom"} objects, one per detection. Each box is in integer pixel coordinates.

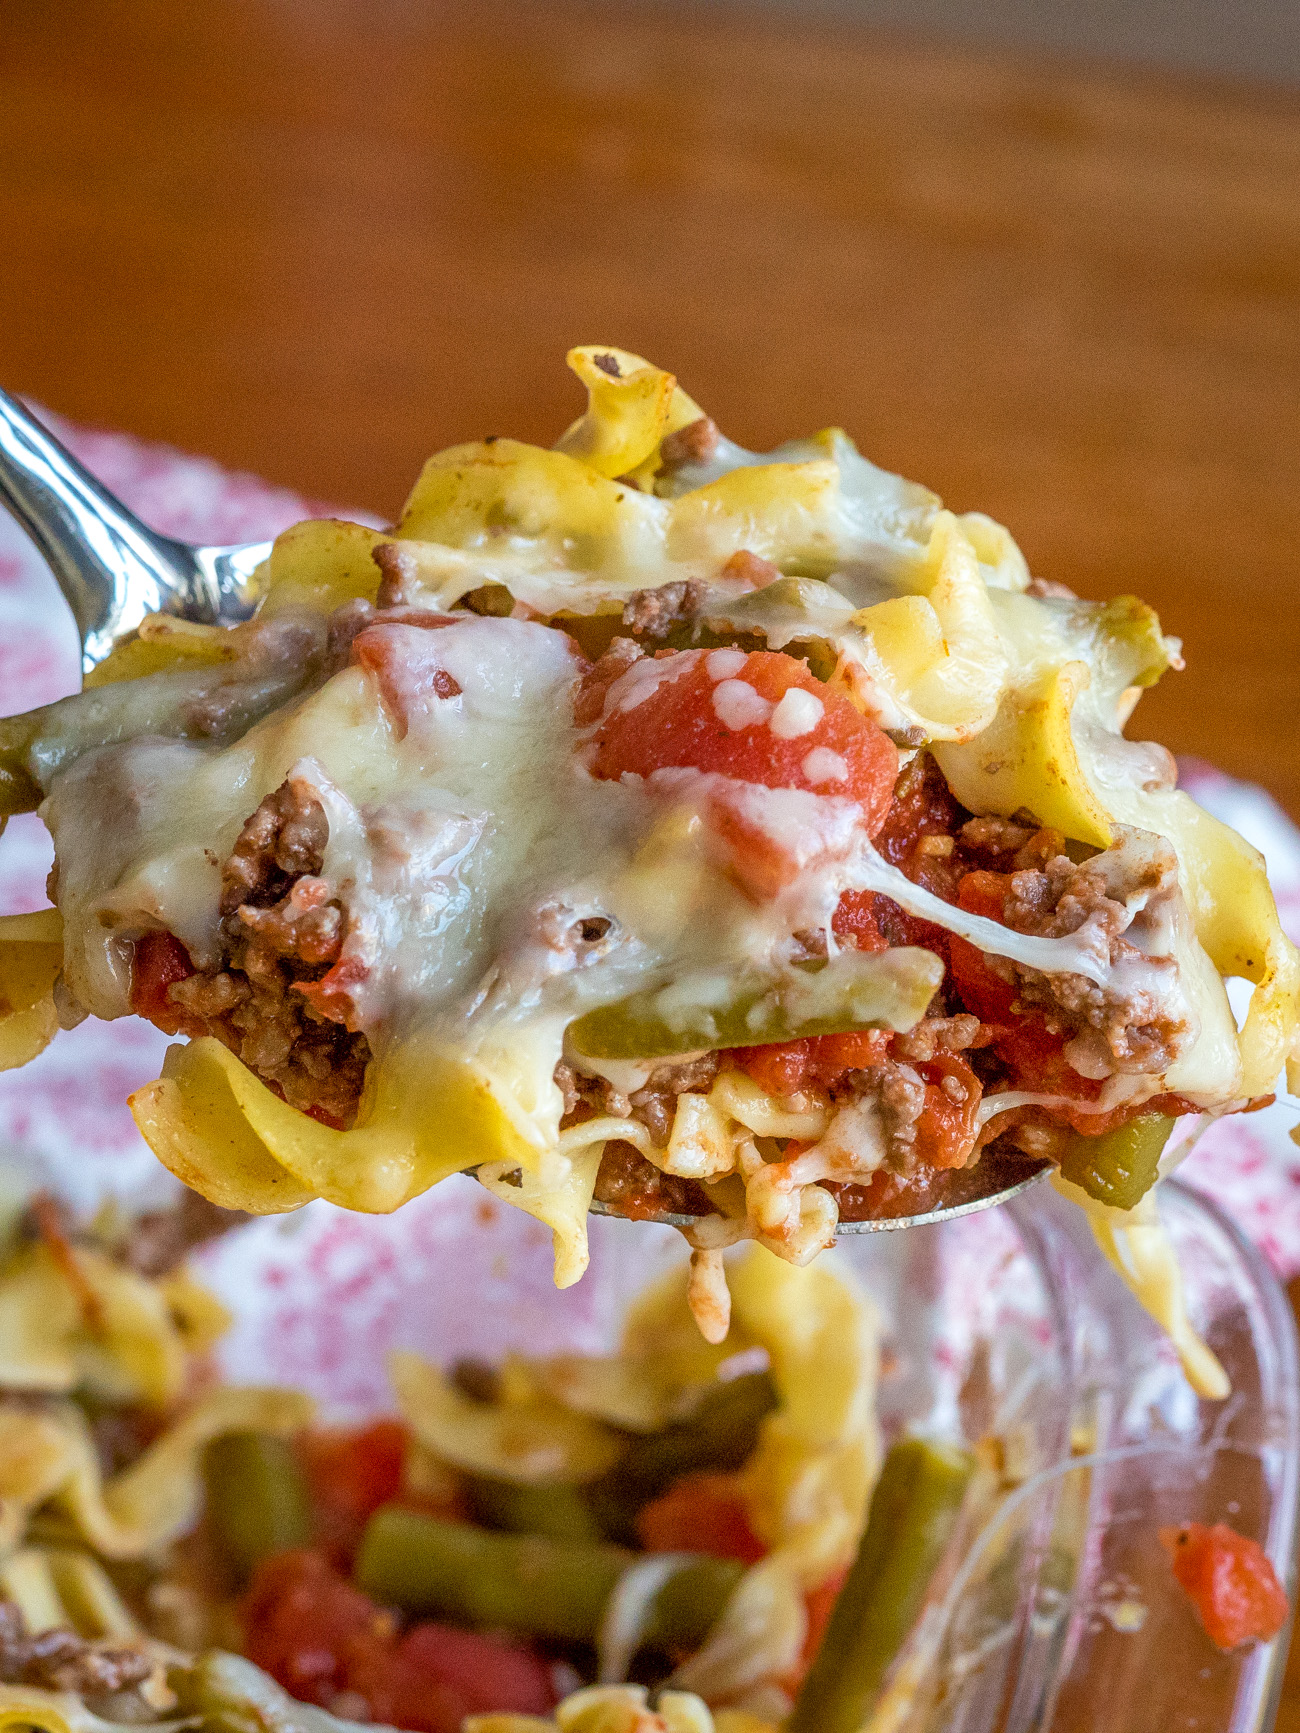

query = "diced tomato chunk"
[
  {"left": 587, "top": 649, "right": 898, "bottom": 830},
  {"left": 1161, "top": 1522, "right": 1289, "bottom": 1650},
  {"left": 948, "top": 873, "right": 1020, "bottom": 1026},
  {"left": 299, "top": 1420, "right": 412, "bottom": 1559},
  {"left": 129, "top": 930, "right": 198, "bottom": 1035},
  {"left": 636, "top": 1471, "right": 768, "bottom": 1564},
  {"left": 351, "top": 622, "right": 462, "bottom": 741},
  {"left": 244, "top": 1549, "right": 388, "bottom": 1704},
  {"left": 874, "top": 751, "right": 964, "bottom": 870},
  {"left": 912, "top": 1052, "right": 981, "bottom": 1170},
  {"left": 381, "top": 1622, "right": 555, "bottom": 1724},
  {"left": 829, "top": 889, "right": 888, "bottom": 953},
  {"left": 243, "top": 1549, "right": 556, "bottom": 1731},
  {"left": 730, "top": 1030, "right": 891, "bottom": 1099}
]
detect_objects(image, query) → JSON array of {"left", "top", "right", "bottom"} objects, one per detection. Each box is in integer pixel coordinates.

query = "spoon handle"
[{"left": 0, "top": 387, "right": 195, "bottom": 670}]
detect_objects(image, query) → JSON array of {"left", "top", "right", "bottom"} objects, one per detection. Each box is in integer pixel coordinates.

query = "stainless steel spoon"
[
  {"left": 0, "top": 385, "right": 1048, "bottom": 1230},
  {"left": 0, "top": 387, "right": 269, "bottom": 674},
  {"left": 588, "top": 1157, "right": 1049, "bottom": 1235}
]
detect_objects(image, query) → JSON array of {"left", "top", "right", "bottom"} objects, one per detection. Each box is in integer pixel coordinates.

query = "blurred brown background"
[{"left": 2, "top": 1, "right": 1298, "bottom": 814}]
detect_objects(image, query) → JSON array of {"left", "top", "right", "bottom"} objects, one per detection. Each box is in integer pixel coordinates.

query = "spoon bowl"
[{"left": 587, "top": 1153, "right": 1052, "bottom": 1233}]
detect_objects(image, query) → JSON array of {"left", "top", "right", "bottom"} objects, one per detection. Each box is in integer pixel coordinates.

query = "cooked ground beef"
[
  {"left": 621, "top": 579, "right": 708, "bottom": 641},
  {"left": 124, "top": 1189, "right": 249, "bottom": 1279},
  {"left": 592, "top": 1142, "right": 713, "bottom": 1220},
  {"left": 556, "top": 1053, "right": 720, "bottom": 1144},
  {"left": 372, "top": 541, "right": 420, "bottom": 608},
  {"left": 891, "top": 1013, "right": 983, "bottom": 1063},
  {"left": 0, "top": 1600, "right": 153, "bottom": 1697},
  {"left": 868, "top": 1059, "right": 928, "bottom": 1167},
  {"left": 658, "top": 416, "right": 720, "bottom": 471},
  {"left": 989, "top": 827, "right": 1195, "bottom": 1075},
  {"left": 166, "top": 778, "right": 372, "bottom": 1127},
  {"left": 958, "top": 814, "right": 1036, "bottom": 859}
]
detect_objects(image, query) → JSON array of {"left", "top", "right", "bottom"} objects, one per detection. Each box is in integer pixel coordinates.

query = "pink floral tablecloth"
[{"left": 0, "top": 410, "right": 1297, "bottom": 1412}]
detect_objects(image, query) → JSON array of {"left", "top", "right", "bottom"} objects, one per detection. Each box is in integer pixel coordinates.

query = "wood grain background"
[{"left": 2, "top": 1, "right": 1300, "bottom": 1718}]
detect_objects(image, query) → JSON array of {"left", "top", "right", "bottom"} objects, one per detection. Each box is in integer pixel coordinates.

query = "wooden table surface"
[{"left": 3, "top": 0, "right": 1300, "bottom": 1721}]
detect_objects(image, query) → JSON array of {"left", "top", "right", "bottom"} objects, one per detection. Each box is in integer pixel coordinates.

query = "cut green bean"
[
  {"left": 204, "top": 1431, "right": 312, "bottom": 1579},
  {"left": 788, "top": 1437, "right": 975, "bottom": 1733},
  {"left": 356, "top": 1505, "right": 629, "bottom": 1642},
  {"left": 467, "top": 1475, "right": 606, "bottom": 1545},
  {"left": 1059, "top": 1113, "right": 1174, "bottom": 1211},
  {"left": 567, "top": 949, "right": 943, "bottom": 1062},
  {"left": 355, "top": 1505, "right": 743, "bottom": 1655},
  {"left": 643, "top": 1555, "right": 745, "bottom": 1655},
  {"left": 587, "top": 1371, "right": 777, "bottom": 1545}
]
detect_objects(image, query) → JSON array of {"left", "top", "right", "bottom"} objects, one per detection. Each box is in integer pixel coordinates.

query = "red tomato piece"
[
  {"left": 912, "top": 1052, "right": 982, "bottom": 1170},
  {"left": 355, "top": 1622, "right": 556, "bottom": 1730},
  {"left": 732, "top": 1041, "right": 809, "bottom": 1098},
  {"left": 778, "top": 1568, "right": 849, "bottom": 1693},
  {"left": 243, "top": 1549, "right": 556, "bottom": 1731},
  {"left": 1161, "top": 1522, "right": 1289, "bottom": 1650},
  {"left": 587, "top": 649, "right": 898, "bottom": 829},
  {"left": 351, "top": 622, "right": 462, "bottom": 741},
  {"left": 949, "top": 873, "right": 1020, "bottom": 1026},
  {"left": 635, "top": 1472, "right": 768, "bottom": 1564},
  {"left": 244, "top": 1549, "right": 388, "bottom": 1705},
  {"left": 129, "top": 930, "right": 199, "bottom": 1036},
  {"left": 729, "top": 1030, "right": 891, "bottom": 1099},
  {"left": 829, "top": 890, "right": 888, "bottom": 953},
  {"left": 874, "top": 751, "right": 963, "bottom": 872},
  {"left": 299, "top": 1420, "right": 412, "bottom": 1559}
]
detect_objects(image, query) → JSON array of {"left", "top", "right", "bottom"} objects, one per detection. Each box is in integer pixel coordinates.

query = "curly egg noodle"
[{"left": 0, "top": 347, "right": 1296, "bottom": 1371}]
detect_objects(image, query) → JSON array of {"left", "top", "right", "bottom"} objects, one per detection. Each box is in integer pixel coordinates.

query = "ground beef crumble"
[
  {"left": 658, "top": 416, "right": 720, "bottom": 472},
  {"left": 124, "top": 1188, "right": 249, "bottom": 1279},
  {"left": 621, "top": 579, "right": 708, "bottom": 642},
  {"left": 164, "top": 779, "right": 372, "bottom": 1127},
  {"left": 986, "top": 827, "right": 1195, "bottom": 1075},
  {"left": 0, "top": 1599, "right": 154, "bottom": 1698}
]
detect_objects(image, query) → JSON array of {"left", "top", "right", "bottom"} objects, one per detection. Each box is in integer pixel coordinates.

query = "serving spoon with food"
[{"left": 0, "top": 386, "right": 1048, "bottom": 1231}]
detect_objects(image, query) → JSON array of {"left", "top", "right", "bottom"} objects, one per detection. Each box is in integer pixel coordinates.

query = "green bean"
[
  {"left": 204, "top": 1431, "right": 312, "bottom": 1579},
  {"left": 1, "top": 661, "right": 313, "bottom": 802},
  {"left": 787, "top": 1437, "right": 975, "bottom": 1733},
  {"left": 356, "top": 1505, "right": 629, "bottom": 1642},
  {"left": 644, "top": 1555, "right": 745, "bottom": 1655},
  {"left": 355, "top": 1506, "right": 743, "bottom": 1655},
  {"left": 566, "top": 949, "right": 943, "bottom": 1062},
  {"left": 587, "top": 1371, "right": 777, "bottom": 1545},
  {"left": 467, "top": 1475, "right": 606, "bottom": 1545},
  {"left": 1059, "top": 1113, "right": 1174, "bottom": 1211}
]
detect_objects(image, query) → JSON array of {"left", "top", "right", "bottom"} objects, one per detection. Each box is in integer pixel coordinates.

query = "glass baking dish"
[{"left": 197, "top": 1173, "right": 1300, "bottom": 1732}]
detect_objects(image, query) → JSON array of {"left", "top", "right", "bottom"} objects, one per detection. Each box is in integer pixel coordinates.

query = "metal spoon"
[
  {"left": 0, "top": 385, "right": 1049, "bottom": 1230},
  {"left": 0, "top": 388, "right": 269, "bottom": 674},
  {"left": 589, "top": 1152, "right": 1050, "bottom": 1234}
]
